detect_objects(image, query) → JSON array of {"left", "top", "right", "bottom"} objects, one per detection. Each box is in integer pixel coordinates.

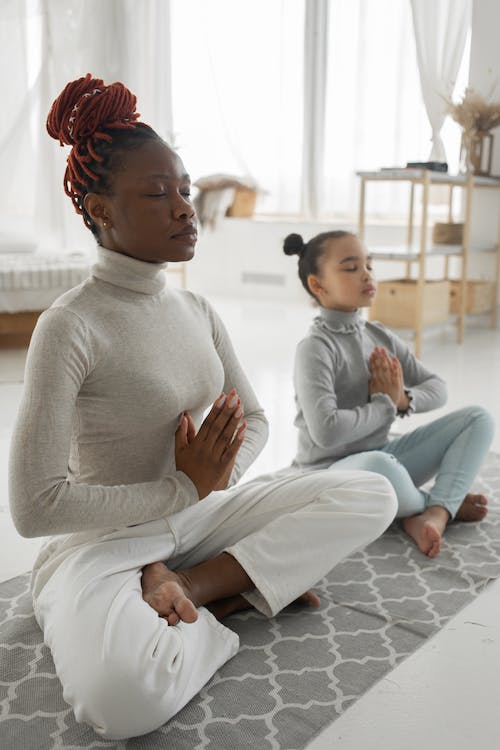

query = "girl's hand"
[
  {"left": 369, "top": 347, "right": 401, "bottom": 406},
  {"left": 175, "top": 389, "right": 246, "bottom": 500},
  {"left": 389, "top": 355, "right": 410, "bottom": 412}
]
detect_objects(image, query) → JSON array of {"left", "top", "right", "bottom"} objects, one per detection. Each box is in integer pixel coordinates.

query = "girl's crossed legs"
[{"left": 331, "top": 406, "right": 494, "bottom": 558}]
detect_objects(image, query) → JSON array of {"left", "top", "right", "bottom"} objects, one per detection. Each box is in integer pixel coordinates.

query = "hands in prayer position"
[
  {"left": 175, "top": 388, "right": 246, "bottom": 499},
  {"left": 369, "top": 346, "right": 409, "bottom": 412}
]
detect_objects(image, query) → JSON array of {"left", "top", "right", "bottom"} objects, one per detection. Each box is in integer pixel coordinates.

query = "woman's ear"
[{"left": 84, "top": 193, "right": 113, "bottom": 229}]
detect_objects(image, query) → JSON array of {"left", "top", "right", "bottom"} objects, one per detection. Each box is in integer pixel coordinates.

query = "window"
[{"left": 170, "top": 0, "right": 470, "bottom": 219}]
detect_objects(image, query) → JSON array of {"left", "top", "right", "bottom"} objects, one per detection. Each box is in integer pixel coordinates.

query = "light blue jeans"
[{"left": 331, "top": 406, "right": 495, "bottom": 519}]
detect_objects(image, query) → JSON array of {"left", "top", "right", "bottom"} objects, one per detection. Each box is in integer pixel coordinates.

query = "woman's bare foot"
[
  {"left": 402, "top": 506, "right": 450, "bottom": 558},
  {"left": 207, "top": 594, "right": 252, "bottom": 620},
  {"left": 455, "top": 493, "right": 488, "bottom": 522},
  {"left": 207, "top": 590, "right": 321, "bottom": 621},
  {"left": 141, "top": 562, "right": 199, "bottom": 626}
]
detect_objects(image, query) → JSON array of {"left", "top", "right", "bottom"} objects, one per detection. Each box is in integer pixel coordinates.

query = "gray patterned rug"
[{"left": 1, "top": 453, "right": 500, "bottom": 750}]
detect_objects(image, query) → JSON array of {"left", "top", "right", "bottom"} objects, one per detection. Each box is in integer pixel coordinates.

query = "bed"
[{"left": 0, "top": 251, "right": 92, "bottom": 346}]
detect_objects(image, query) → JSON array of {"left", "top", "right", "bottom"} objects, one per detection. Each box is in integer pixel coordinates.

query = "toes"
[
  {"left": 174, "top": 595, "right": 198, "bottom": 624},
  {"left": 167, "top": 611, "right": 180, "bottom": 626},
  {"left": 422, "top": 523, "right": 441, "bottom": 558}
]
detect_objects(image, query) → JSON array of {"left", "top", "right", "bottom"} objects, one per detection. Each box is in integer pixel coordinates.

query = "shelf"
[
  {"left": 370, "top": 244, "right": 498, "bottom": 261},
  {"left": 356, "top": 169, "right": 500, "bottom": 188},
  {"left": 357, "top": 169, "right": 500, "bottom": 356}
]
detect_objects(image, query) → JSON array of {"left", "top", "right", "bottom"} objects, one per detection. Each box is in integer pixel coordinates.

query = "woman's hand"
[
  {"left": 175, "top": 389, "right": 246, "bottom": 499},
  {"left": 369, "top": 347, "right": 404, "bottom": 407}
]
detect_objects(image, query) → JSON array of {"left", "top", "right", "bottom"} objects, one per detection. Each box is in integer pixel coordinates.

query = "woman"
[
  {"left": 284, "top": 229, "right": 494, "bottom": 559},
  {"left": 8, "top": 75, "right": 397, "bottom": 740}
]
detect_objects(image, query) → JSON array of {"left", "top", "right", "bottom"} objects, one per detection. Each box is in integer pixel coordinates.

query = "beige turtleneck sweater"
[{"left": 9, "top": 247, "right": 268, "bottom": 538}]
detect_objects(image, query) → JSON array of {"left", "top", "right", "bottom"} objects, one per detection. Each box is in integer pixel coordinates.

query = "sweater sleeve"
[
  {"left": 389, "top": 330, "right": 448, "bottom": 414},
  {"left": 201, "top": 298, "right": 269, "bottom": 485},
  {"left": 8, "top": 308, "right": 199, "bottom": 538},
  {"left": 294, "top": 335, "right": 396, "bottom": 455}
]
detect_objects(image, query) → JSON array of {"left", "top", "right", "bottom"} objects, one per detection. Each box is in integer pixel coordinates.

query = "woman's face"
[
  {"left": 307, "top": 235, "right": 376, "bottom": 311},
  {"left": 86, "top": 140, "right": 197, "bottom": 264}
]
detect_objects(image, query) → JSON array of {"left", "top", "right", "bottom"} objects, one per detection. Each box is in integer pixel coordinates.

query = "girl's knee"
[
  {"left": 471, "top": 405, "right": 495, "bottom": 432},
  {"left": 344, "top": 451, "right": 403, "bottom": 490}
]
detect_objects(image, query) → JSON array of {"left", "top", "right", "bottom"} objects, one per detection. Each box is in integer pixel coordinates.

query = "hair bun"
[
  {"left": 46, "top": 73, "right": 140, "bottom": 147},
  {"left": 283, "top": 233, "right": 305, "bottom": 257}
]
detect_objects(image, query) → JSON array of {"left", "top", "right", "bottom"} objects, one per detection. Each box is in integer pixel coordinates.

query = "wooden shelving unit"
[{"left": 356, "top": 169, "right": 500, "bottom": 357}]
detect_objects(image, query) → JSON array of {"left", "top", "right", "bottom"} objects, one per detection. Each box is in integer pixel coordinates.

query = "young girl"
[
  {"left": 284, "top": 230, "right": 494, "bottom": 559},
  {"left": 8, "top": 76, "right": 397, "bottom": 740}
]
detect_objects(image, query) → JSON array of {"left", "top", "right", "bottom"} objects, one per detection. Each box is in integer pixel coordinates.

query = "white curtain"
[
  {"left": 170, "top": 0, "right": 305, "bottom": 214},
  {"left": 301, "top": 0, "right": 329, "bottom": 216},
  {"left": 321, "top": 0, "right": 436, "bottom": 217},
  {"left": 0, "top": 0, "right": 173, "bottom": 253},
  {"left": 410, "top": 0, "right": 472, "bottom": 162},
  {"left": 0, "top": 1, "right": 37, "bottom": 233}
]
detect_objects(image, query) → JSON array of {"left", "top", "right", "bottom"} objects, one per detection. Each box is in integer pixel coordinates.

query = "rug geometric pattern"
[{"left": 1, "top": 453, "right": 499, "bottom": 750}]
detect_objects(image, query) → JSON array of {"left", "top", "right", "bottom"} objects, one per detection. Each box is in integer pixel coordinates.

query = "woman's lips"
[{"left": 171, "top": 227, "right": 198, "bottom": 242}]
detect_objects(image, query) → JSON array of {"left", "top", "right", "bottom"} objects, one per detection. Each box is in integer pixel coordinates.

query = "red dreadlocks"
[{"left": 46, "top": 73, "right": 154, "bottom": 230}]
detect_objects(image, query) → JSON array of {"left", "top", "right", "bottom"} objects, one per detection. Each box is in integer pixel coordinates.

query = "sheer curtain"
[
  {"left": 0, "top": 1, "right": 38, "bottom": 234},
  {"left": 170, "top": 0, "right": 305, "bottom": 214},
  {"left": 1, "top": 0, "right": 173, "bottom": 253},
  {"left": 1, "top": 0, "right": 473, "bottom": 242},
  {"left": 321, "top": 0, "right": 434, "bottom": 217},
  {"left": 410, "top": 0, "right": 472, "bottom": 162},
  {"left": 301, "top": 0, "right": 328, "bottom": 216}
]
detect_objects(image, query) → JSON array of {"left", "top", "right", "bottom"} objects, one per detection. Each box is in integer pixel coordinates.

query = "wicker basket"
[
  {"left": 226, "top": 188, "right": 257, "bottom": 217},
  {"left": 432, "top": 222, "right": 464, "bottom": 245}
]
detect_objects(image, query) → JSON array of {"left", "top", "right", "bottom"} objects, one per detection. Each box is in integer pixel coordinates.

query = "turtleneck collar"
[
  {"left": 317, "top": 306, "right": 365, "bottom": 333},
  {"left": 91, "top": 246, "right": 168, "bottom": 295}
]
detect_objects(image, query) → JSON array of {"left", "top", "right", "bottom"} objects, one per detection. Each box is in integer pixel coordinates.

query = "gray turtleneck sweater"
[
  {"left": 9, "top": 247, "right": 268, "bottom": 538},
  {"left": 293, "top": 307, "right": 447, "bottom": 469}
]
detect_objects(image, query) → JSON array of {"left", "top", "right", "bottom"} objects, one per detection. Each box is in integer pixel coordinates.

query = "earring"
[{"left": 102, "top": 221, "right": 108, "bottom": 229}]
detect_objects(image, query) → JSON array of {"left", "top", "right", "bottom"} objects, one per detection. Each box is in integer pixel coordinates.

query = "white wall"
[{"left": 186, "top": 217, "right": 455, "bottom": 302}]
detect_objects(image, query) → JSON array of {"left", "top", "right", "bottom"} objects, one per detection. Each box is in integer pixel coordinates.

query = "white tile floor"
[{"left": 1, "top": 297, "right": 499, "bottom": 749}]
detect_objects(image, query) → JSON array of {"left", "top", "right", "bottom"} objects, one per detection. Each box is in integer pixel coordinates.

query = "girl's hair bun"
[
  {"left": 283, "top": 233, "right": 305, "bottom": 257},
  {"left": 46, "top": 73, "right": 140, "bottom": 147}
]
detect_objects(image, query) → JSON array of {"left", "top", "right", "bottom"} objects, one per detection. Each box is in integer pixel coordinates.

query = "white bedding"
[{"left": 0, "top": 252, "right": 91, "bottom": 313}]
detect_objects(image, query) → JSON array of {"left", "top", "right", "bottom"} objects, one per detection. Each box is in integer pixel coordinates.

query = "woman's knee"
[
  {"left": 321, "top": 468, "right": 397, "bottom": 529},
  {"left": 363, "top": 471, "right": 398, "bottom": 529},
  {"left": 70, "top": 655, "right": 183, "bottom": 740}
]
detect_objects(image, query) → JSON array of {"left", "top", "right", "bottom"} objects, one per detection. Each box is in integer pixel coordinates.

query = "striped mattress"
[{"left": 0, "top": 252, "right": 91, "bottom": 313}]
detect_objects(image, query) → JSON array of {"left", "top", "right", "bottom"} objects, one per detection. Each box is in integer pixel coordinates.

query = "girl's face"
[
  {"left": 307, "top": 235, "right": 376, "bottom": 311},
  {"left": 85, "top": 140, "right": 197, "bottom": 264}
]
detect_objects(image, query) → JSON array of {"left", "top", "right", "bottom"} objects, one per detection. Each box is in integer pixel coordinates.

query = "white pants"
[{"left": 32, "top": 469, "right": 396, "bottom": 740}]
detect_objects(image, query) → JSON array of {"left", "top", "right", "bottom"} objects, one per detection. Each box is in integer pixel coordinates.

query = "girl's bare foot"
[
  {"left": 207, "top": 590, "right": 321, "bottom": 621},
  {"left": 402, "top": 506, "right": 449, "bottom": 558},
  {"left": 141, "top": 562, "right": 199, "bottom": 626},
  {"left": 455, "top": 493, "right": 488, "bottom": 522}
]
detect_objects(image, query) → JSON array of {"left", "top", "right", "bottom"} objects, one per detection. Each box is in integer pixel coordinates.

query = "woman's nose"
[{"left": 173, "top": 196, "right": 195, "bottom": 220}]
